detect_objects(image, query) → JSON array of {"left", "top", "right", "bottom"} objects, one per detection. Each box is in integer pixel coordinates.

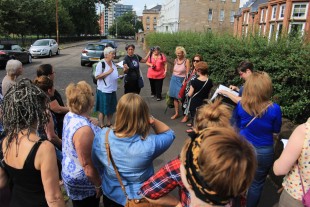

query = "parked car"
[
  {"left": 29, "top": 39, "right": 59, "bottom": 58},
  {"left": 0, "top": 43, "right": 32, "bottom": 69},
  {"left": 100, "top": 39, "right": 117, "bottom": 51}
]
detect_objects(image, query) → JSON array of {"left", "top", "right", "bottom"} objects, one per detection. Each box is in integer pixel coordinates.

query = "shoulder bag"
[
  {"left": 297, "top": 161, "right": 310, "bottom": 206},
  {"left": 104, "top": 129, "right": 162, "bottom": 207},
  {"left": 244, "top": 103, "right": 272, "bottom": 128}
]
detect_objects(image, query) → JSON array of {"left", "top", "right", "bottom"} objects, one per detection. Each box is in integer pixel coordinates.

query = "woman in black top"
[{"left": 123, "top": 44, "right": 150, "bottom": 94}]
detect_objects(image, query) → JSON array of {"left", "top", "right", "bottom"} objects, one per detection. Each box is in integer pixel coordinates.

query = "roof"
[
  {"left": 250, "top": 0, "right": 268, "bottom": 12},
  {"left": 150, "top": 5, "right": 162, "bottom": 11}
]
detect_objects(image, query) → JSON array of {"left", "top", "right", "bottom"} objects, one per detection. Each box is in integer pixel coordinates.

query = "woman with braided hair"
[{"left": 0, "top": 78, "right": 65, "bottom": 207}]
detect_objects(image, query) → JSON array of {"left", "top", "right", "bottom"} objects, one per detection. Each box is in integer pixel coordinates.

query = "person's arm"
[
  {"left": 229, "top": 85, "right": 239, "bottom": 92},
  {"left": 185, "top": 59, "right": 191, "bottom": 74},
  {"left": 273, "top": 124, "right": 306, "bottom": 175},
  {"left": 45, "top": 111, "right": 62, "bottom": 149},
  {"left": 140, "top": 51, "right": 151, "bottom": 63},
  {"left": 38, "top": 141, "right": 65, "bottom": 207},
  {"left": 73, "top": 126, "right": 102, "bottom": 197},
  {"left": 188, "top": 85, "right": 194, "bottom": 97},
  {"left": 219, "top": 90, "right": 241, "bottom": 104},
  {"left": 49, "top": 99, "right": 69, "bottom": 114},
  {"left": 96, "top": 62, "right": 113, "bottom": 80},
  {"left": 0, "top": 167, "right": 8, "bottom": 189},
  {"left": 149, "top": 116, "right": 170, "bottom": 134}
]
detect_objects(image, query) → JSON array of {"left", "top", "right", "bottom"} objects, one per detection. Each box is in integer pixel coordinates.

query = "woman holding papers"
[
  {"left": 273, "top": 118, "right": 310, "bottom": 207},
  {"left": 95, "top": 47, "right": 118, "bottom": 128},
  {"left": 233, "top": 72, "right": 282, "bottom": 207}
]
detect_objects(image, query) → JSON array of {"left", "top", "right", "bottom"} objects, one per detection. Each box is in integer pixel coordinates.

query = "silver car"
[
  {"left": 29, "top": 39, "right": 59, "bottom": 57},
  {"left": 80, "top": 42, "right": 105, "bottom": 66}
]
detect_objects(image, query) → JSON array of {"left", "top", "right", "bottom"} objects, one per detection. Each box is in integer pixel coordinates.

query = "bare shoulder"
[{"left": 37, "top": 140, "right": 55, "bottom": 155}]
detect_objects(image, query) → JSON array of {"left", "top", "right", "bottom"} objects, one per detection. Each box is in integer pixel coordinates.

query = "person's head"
[
  {"left": 65, "top": 81, "right": 94, "bottom": 115},
  {"left": 194, "top": 98, "right": 232, "bottom": 133},
  {"left": 2, "top": 78, "right": 50, "bottom": 145},
  {"left": 236, "top": 60, "right": 254, "bottom": 81},
  {"left": 125, "top": 44, "right": 135, "bottom": 56},
  {"left": 103, "top": 47, "right": 116, "bottom": 60},
  {"left": 37, "top": 64, "right": 55, "bottom": 80},
  {"left": 114, "top": 93, "right": 151, "bottom": 138},
  {"left": 33, "top": 75, "right": 55, "bottom": 97},
  {"left": 191, "top": 54, "right": 203, "bottom": 68},
  {"left": 5, "top": 59, "right": 23, "bottom": 76},
  {"left": 180, "top": 127, "right": 256, "bottom": 206},
  {"left": 241, "top": 71, "right": 273, "bottom": 116},
  {"left": 175, "top": 46, "right": 187, "bottom": 59},
  {"left": 195, "top": 61, "right": 209, "bottom": 76},
  {"left": 151, "top": 46, "right": 161, "bottom": 55}
]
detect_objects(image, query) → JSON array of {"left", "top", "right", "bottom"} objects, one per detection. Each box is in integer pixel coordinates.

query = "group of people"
[{"left": 0, "top": 43, "right": 308, "bottom": 207}]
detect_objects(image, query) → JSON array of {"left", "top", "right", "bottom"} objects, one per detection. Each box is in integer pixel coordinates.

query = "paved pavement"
[{"left": 59, "top": 40, "right": 281, "bottom": 207}]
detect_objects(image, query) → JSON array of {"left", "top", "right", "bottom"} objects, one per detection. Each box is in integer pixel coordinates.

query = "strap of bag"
[
  {"left": 191, "top": 79, "right": 209, "bottom": 99},
  {"left": 245, "top": 103, "right": 272, "bottom": 128},
  {"left": 104, "top": 129, "right": 128, "bottom": 199},
  {"left": 297, "top": 161, "right": 306, "bottom": 196}
]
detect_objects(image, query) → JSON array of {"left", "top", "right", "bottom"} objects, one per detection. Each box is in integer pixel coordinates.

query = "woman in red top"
[{"left": 146, "top": 46, "right": 167, "bottom": 101}]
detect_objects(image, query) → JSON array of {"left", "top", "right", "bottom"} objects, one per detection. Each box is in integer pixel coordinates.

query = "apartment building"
[
  {"left": 234, "top": 0, "right": 310, "bottom": 40},
  {"left": 142, "top": 5, "right": 162, "bottom": 33},
  {"left": 157, "top": 0, "right": 240, "bottom": 33}
]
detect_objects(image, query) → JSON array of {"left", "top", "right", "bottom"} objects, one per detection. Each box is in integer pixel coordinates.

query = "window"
[
  {"left": 291, "top": 3, "right": 308, "bottom": 19},
  {"left": 208, "top": 9, "right": 213, "bottom": 21},
  {"left": 276, "top": 23, "right": 283, "bottom": 39},
  {"left": 279, "top": 4, "right": 286, "bottom": 19},
  {"left": 232, "top": 0, "right": 236, "bottom": 2},
  {"left": 146, "top": 26, "right": 150, "bottom": 30},
  {"left": 271, "top": 6, "right": 277, "bottom": 20},
  {"left": 260, "top": 9, "right": 264, "bottom": 23},
  {"left": 220, "top": 10, "right": 224, "bottom": 21},
  {"left": 153, "top": 17, "right": 157, "bottom": 23},
  {"left": 221, "top": 0, "right": 225, "bottom": 2},
  {"left": 289, "top": 23, "right": 305, "bottom": 37},
  {"left": 230, "top": 11, "right": 235, "bottom": 22},
  {"left": 269, "top": 24, "right": 275, "bottom": 39},
  {"left": 146, "top": 16, "right": 150, "bottom": 23},
  {"left": 154, "top": 25, "right": 157, "bottom": 30},
  {"left": 166, "top": 26, "right": 168, "bottom": 32}
]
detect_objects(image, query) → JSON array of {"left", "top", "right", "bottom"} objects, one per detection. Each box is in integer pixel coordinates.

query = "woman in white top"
[{"left": 94, "top": 47, "right": 119, "bottom": 128}]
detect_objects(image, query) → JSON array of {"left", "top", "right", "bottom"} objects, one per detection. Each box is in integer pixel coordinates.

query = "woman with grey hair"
[
  {"left": 1, "top": 60, "right": 23, "bottom": 96},
  {"left": 94, "top": 47, "right": 119, "bottom": 128}
]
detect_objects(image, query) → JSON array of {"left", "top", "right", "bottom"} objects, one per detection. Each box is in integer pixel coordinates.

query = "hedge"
[{"left": 145, "top": 32, "right": 310, "bottom": 124}]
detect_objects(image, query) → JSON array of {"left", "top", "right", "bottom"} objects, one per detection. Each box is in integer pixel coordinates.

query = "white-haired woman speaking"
[{"left": 94, "top": 47, "right": 119, "bottom": 128}]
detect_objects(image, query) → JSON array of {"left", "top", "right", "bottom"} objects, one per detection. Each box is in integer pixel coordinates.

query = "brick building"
[
  {"left": 234, "top": 0, "right": 310, "bottom": 40},
  {"left": 157, "top": 0, "right": 240, "bottom": 33},
  {"left": 142, "top": 5, "right": 162, "bottom": 33}
]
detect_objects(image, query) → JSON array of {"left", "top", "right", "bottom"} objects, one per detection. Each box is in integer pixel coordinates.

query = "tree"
[
  {"left": 98, "top": 0, "right": 119, "bottom": 7},
  {"left": 109, "top": 12, "right": 143, "bottom": 36}
]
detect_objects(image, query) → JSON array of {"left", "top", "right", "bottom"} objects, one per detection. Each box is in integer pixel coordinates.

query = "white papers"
[
  {"left": 211, "top": 84, "right": 239, "bottom": 101},
  {"left": 116, "top": 60, "right": 124, "bottom": 68},
  {"left": 281, "top": 139, "right": 288, "bottom": 148}
]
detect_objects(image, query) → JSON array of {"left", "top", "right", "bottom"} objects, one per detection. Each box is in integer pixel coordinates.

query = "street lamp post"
[
  {"left": 115, "top": 19, "right": 118, "bottom": 38},
  {"left": 99, "top": 1, "right": 102, "bottom": 40},
  {"left": 56, "top": 0, "right": 59, "bottom": 44}
]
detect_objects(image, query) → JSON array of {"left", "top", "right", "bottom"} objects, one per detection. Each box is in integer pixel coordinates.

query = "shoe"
[
  {"left": 151, "top": 94, "right": 155, "bottom": 98},
  {"left": 186, "top": 123, "right": 192, "bottom": 127},
  {"left": 157, "top": 98, "right": 162, "bottom": 101},
  {"left": 186, "top": 128, "right": 194, "bottom": 133},
  {"left": 181, "top": 116, "right": 188, "bottom": 123},
  {"left": 171, "top": 114, "right": 179, "bottom": 120}
]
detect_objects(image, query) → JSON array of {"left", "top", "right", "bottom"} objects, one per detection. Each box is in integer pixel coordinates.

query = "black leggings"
[
  {"left": 71, "top": 194, "right": 100, "bottom": 207},
  {"left": 102, "top": 194, "right": 124, "bottom": 207},
  {"left": 124, "top": 79, "right": 140, "bottom": 94}
]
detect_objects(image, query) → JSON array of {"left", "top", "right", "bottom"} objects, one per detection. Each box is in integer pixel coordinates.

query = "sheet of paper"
[
  {"left": 116, "top": 60, "right": 124, "bottom": 68},
  {"left": 211, "top": 84, "right": 239, "bottom": 101}
]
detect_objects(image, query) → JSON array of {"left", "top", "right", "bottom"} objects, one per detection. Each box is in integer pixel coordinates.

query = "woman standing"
[
  {"left": 1, "top": 60, "right": 23, "bottom": 96},
  {"left": 0, "top": 79, "right": 65, "bottom": 207},
  {"left": 92, "top": 93, "right": 175, "bottom": 207},
  {"left": 186, "top": 61, "right": 213, "bottom": 131},
  {"left": 169, "top": 46, "right": 190, "bottom": 120},
  {"left": 180, "top": 54, "right": 203, "bottom": 123},
  {"left": 62, "top": 81, "right": 102, "bottom": 207},
  {"left": 95, "top": 47, "right": 118, "bottom": 128},
  {"left": 37, "top": 64, "right": 69, "bottom": 137},
  {"left": 233, "top": 72, "right": 282, "bottom": 207},
  {"left": 146, "top": 46, "right": 167, "bottom": 101},
  {"left": 123, "top": 44, "right": 149, "bottom": 94},
  {"left": 273, "top": 118, "right": 310, "bottom": 207}
]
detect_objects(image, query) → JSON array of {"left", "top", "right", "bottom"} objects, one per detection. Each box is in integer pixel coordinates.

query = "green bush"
[{"left": 146, "top": 32, "right": 310, "bottom": 124}]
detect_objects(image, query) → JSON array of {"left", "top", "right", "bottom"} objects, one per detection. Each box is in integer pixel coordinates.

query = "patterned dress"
[
  {"left": 282, "top": 118, "right": 310, "bottom": 200},
  {"left": 62, "top": 112, "right": 100, "bottom": 200}
]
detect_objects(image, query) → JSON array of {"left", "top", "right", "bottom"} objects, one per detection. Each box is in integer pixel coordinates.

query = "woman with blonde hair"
[
  {"left": 180, "top": 127, "right": 256, "bottom": 207},
  {"left": 233, "top": 72, "right": 282, "bottom": 207},
  {"left": 62, "top": 81, "right": 102, "bottom": 207},
  {"left": 92, "top": 93, "right": 175, "bottom": 207},
  {"left": 169, "top": 46, "right": 190, "bottom": 120}
]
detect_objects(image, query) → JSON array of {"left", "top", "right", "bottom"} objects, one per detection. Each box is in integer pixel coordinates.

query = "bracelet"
[{"left": 150, "top": 115, "right": 156, "bottom": 127}]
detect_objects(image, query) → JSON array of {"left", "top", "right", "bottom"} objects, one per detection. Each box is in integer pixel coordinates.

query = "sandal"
[
  {"left": 171, "top": 114, "right": 179, "bottom": 120},
  {"left": 186, "top": 128, "right": 194, "bottom": 133},
  {"left": 181, "top": 116, "right": 189, "bottom": 123},
  {"left": 186, "top": 123, "right": 192, "bottom": 127}
]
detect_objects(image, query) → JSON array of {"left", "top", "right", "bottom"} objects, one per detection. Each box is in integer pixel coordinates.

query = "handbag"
[
  {"left": 138, "top": 76, "right": 144, "bottom": 88},
  {"left": 297, "top": 162, "right": 310, "bottom": 207},
  {"left": 178, "top": 71, "right": 195, "bottom": 100},
  {"left": 104, "top": 129, "right": 163, "bottom": 207}
]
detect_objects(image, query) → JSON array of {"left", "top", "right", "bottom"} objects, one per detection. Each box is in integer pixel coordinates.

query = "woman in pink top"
[
  {"left": 169, "top": 46, "right": 190, "bottom": 120},
  {"left": 146, "top": 46, "right": 167, "bottom": 101}
]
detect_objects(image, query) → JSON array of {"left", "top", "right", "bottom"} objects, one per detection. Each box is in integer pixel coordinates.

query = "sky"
[{"left": 118, "top": 0, "right": 163, "bottom": 16}]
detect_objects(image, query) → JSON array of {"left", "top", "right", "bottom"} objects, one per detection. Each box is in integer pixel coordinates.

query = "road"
[{"left": 0, "top": 40, "right": 280, "bottom": 207}]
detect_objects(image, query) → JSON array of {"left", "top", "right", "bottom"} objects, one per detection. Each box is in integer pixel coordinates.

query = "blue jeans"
[{"left": 246, "top": 146, "right": 274, "bottom": 207}]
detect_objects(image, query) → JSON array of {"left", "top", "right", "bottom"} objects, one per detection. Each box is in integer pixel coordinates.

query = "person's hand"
[
  {"left": 229, "top": 85, "right": 239, "bottom": 91},
  {"left": 149, "top": 115, "right": 155, "bottom": 126},
  {"left": 88, "top": 117, "right": 99, "bottom": 126},
  {"left": 175, "top": 202, "right": 182, "bottom": 207},
  {"left": 164, "top": 70, "right": 167, "bottom": 78},
  {"left": 123, "top": 64, "right": 129, "bottom": 73},
  {"left": 218, "top": 90, "right": 229, "bottom": 96}
]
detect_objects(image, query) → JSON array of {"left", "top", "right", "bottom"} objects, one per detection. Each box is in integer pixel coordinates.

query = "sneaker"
[
  {"left": 151, "top": 94, "right": 155, "bottom": 98},
  {"left": 157, "top": 98, "right": 162, "bottom": 101}
]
